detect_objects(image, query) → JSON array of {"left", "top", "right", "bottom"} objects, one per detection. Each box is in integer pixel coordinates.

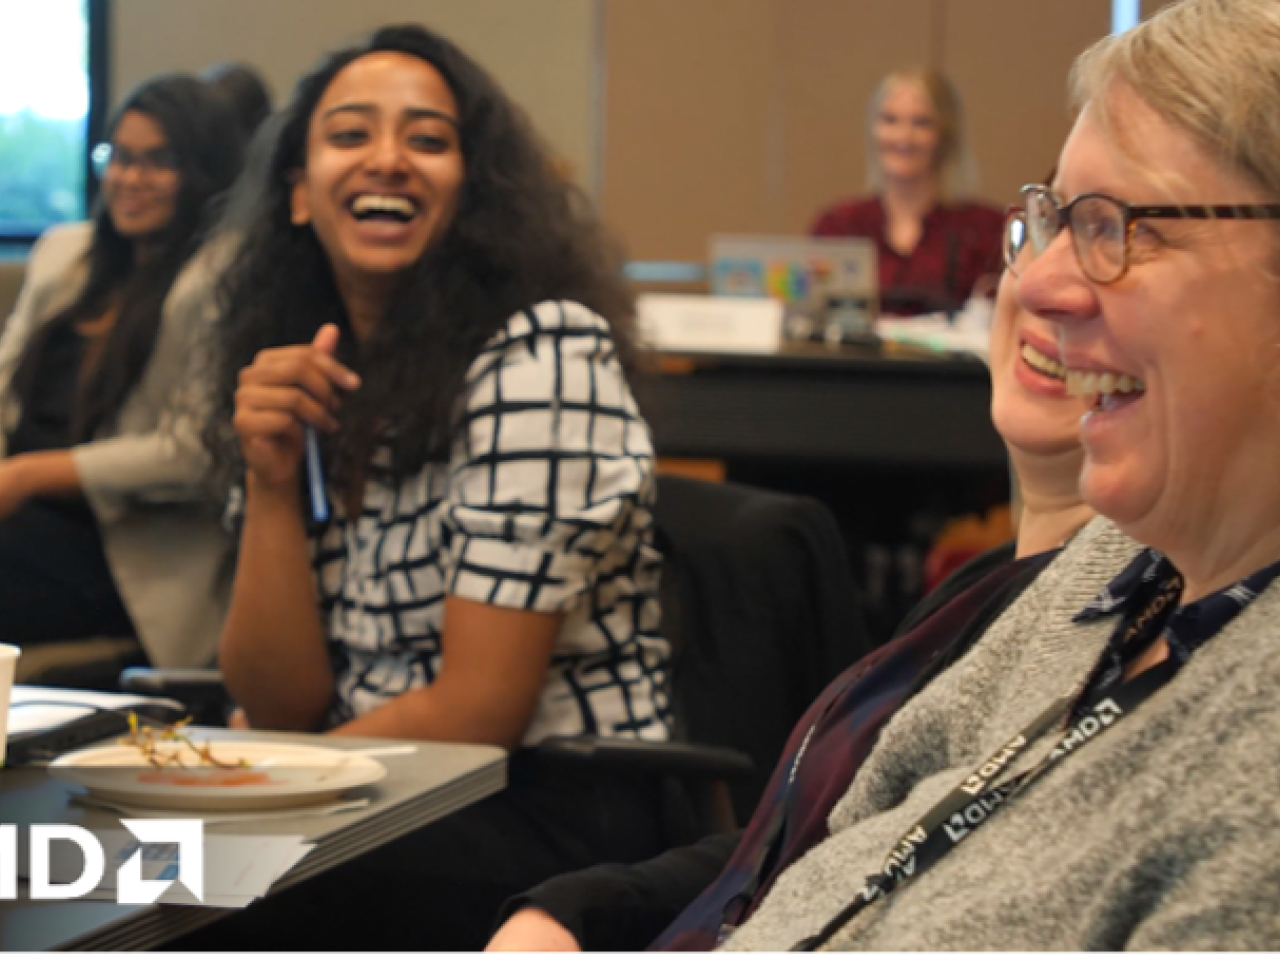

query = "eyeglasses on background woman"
[{"left": 90, "top": 141, "right": 180, "bottom": 180}]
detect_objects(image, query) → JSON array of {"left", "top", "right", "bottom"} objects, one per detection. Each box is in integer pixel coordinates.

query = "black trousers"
[
  {"left": 0, "top": 500, "right": 134, "bottom": 643},
  {"left": 172, "top": 751, "right": 669, "bottom": 951}
]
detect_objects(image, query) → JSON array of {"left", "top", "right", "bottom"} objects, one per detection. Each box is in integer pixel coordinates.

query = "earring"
[{"left": 287, "top": 169, "right": 308, "bottom": 226}]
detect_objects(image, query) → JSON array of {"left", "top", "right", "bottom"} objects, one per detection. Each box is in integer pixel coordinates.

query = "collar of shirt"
[
  {"left": 1075, "top": 547, "right": 1280, "bottom": 665},
  {"left": 869, "top": 196, "right": 947, "bottom": 232}
]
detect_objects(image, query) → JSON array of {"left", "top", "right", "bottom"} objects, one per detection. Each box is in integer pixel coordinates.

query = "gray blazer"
[{"left": 0, "top": 222, "right": 232, "bottom": 667}]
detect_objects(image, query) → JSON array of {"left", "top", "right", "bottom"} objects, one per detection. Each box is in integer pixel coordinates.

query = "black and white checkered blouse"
[{"left": 311, "top": 301, "right": 671, "bottom": 743}]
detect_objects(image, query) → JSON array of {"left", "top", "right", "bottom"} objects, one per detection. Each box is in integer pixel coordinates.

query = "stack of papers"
[
  {"left": 8, "top": 686, "right": 184, "bottom": 737},
  {"left": 875, "top": 297, "right": 995, "bottom": 361}
]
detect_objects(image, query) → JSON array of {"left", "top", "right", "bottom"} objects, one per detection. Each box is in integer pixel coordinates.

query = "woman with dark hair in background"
[
  {"left": 190, "top": 23, "right": 670, "bottom": 950},
  {"left": 0, "top": 74, "right": 242, "bottom": 666},
  {"left": 202, "top": 61, "right": 273, "bottom": 142}
]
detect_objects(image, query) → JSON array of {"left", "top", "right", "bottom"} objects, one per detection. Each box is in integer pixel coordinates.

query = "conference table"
[
  {"left": 0, "top": 728, "right": 506, "bottom": 951},
  {"left": 646, "top": 341, "right": 1005, "bottom": 470}
]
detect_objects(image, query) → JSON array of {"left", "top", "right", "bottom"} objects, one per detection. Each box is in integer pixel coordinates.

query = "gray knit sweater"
[{"left": 725, "top": 517, "right": 1280, "bottom": 951}]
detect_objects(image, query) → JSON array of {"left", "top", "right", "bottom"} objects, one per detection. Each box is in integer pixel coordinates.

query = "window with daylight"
[
  {"left": 1112, "top": 0, "right": 1142, "bottom": 34},
  {"left": 0, "top": 0, "right": 107, "bottom": 242}
]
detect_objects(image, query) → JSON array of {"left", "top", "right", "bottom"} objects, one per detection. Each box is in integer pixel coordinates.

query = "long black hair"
[
  {"left": 202, "top": 62, "right": 273, "bottom": 142},
  {"left": 13, "top": 74, "right": 243, "bottom": 442},
  {"left": 206, "top": 24, "right": 635, "bottom": 490}
]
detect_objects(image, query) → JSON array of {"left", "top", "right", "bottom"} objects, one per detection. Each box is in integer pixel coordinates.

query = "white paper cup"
[{"left": 0, "top": 644, "right": 20, "bottom": 767}]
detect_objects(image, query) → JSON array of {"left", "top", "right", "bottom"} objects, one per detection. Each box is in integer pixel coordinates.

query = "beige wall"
[
  {"left": 602, "top": 0, "right": 1111, "bottom": 261},
  {"left": 104, "top": 0, "right": 1174, "bottom": 266},
  {"left": 110, "top": 0, "right": 599, "bottom": 187},
  {"left": 1142, "top": 0, "right": 1181, "bottom": 17},
  {"left": 944, "top": 0, "right": 1112, "bottom": 201},
  {"left": 600, "top": 0, "right": 778, "bottom": 258}
]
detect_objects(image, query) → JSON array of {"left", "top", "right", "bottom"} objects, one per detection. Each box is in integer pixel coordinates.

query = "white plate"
[{"left": 48, "top": 740, "right": 387, "bottom": 812}]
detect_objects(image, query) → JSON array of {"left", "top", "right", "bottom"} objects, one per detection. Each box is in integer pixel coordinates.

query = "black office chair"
[
  {"left": 553, "top": 478, "right": 873, "bottom": 803},
  {"left": 123, "top": 477, "right": 872, "bottom": 841}
]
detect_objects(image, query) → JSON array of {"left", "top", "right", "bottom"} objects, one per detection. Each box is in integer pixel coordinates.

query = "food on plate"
[{"left": 118, "top": 711, "right": 250, "bottom": 770}]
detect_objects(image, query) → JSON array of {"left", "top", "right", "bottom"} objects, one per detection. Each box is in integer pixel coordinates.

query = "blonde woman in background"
[{"left": 811, "top": 67, "right": 1003, "bottom": 316}]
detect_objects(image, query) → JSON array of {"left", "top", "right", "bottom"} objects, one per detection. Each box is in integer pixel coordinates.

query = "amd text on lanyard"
[{"left": 792, "top": 571, "right": 1184, "bottom": 952}]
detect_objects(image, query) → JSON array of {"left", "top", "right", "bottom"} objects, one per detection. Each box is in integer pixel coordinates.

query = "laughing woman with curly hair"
[{"left": 194, "top": 23, "right": 672, "bottom": 950}]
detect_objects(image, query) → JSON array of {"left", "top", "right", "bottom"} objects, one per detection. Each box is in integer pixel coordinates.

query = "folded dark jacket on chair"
[{"left": 652, "top": 476, "right": 877, "bottom": 824}]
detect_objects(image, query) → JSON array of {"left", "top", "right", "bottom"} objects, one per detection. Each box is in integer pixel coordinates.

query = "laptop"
[{"left": 709, "top": 234, "right": 879, "bottom": 343}]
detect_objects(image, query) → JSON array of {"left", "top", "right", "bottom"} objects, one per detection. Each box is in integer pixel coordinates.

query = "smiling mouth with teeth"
[
  {"left": 350, "top": 195, "right": 419, "bottom": 224},
  {"left": 1065, "top": 368, "right": 1146, "bottom": 409},
  {"left": 1021, "top": 342, "right": 1067, "bottom": 382}
]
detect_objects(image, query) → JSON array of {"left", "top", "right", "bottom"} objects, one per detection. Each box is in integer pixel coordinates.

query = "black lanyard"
[{"left": 792, "top": 574, "right": 1185, "bottom": 952}]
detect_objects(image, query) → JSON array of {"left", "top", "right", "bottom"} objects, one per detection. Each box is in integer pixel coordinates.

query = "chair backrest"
[{"left": 654, "top": 476, "right": 875, "bottom": 823}]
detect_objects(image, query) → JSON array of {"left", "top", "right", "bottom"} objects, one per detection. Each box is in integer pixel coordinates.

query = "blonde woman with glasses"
[{"left": 705, "top": 0, "right": 1280, "bottom": 948}]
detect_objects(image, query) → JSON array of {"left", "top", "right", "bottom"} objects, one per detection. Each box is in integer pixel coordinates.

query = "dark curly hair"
[
  {"left": 13, "top": 74, "right": 243, "bottom": 442},
  {"left": 206, "top": 23, "right": 635, "bottom": 491}
]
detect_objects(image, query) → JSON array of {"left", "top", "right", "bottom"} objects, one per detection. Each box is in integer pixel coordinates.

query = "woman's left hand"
[
  {"left": 0, "top": 458, "right": 38, "bottom": 521},
  {"left": 486, "top": 908, "right": 581, "bottom": 952},
  {"left": 0, "top": 452, "right": 81, "bottom": 521}
]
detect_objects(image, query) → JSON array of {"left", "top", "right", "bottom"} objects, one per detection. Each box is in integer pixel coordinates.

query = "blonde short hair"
[
  {"left": 1070, "top": 0, "right": 1280, "bottom": 202},
  {"left": 865, "top": 67, "right": 977, "bottom": 200}
]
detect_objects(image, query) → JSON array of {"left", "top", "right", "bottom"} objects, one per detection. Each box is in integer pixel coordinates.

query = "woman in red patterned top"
[{"left": 811, "top": 67, "right": 1003, "bottom": 316}]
